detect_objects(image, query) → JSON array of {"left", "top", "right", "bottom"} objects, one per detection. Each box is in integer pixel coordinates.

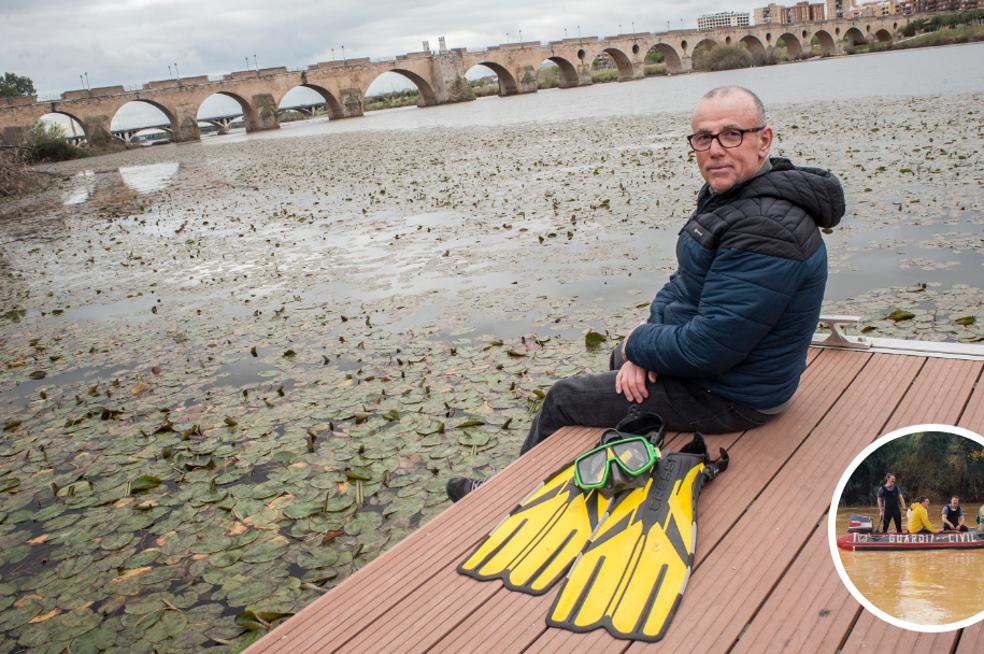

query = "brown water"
[{"left": 835, "top": 507, "right": 984, "bottom": 625}]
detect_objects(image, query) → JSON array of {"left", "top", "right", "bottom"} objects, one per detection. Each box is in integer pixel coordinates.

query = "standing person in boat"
[
  {"left": 877, "top": 473, "right": 906, "bottom": 533},
  {"left": 447, "top": 85, "right": 845, "bottom": 501},
  {"left": 908, "top": 496, "right": 937, "bottom": 534},
  {"left": 941, "top": 495, "right": 969, "bottom": 532}
]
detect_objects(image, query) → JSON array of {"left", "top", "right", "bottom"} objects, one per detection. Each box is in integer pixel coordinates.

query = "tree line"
[{"left": 841, "top": 432, "right": 984, "bottom": 505}]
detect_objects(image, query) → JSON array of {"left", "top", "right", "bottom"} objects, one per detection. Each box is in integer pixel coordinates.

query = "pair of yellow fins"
[{"left": 458, "top": 427, "right": 729, "bottom": 642}]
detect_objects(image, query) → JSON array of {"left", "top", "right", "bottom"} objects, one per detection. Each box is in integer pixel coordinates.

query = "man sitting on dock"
[{"left": 448, "top": 86, "right": 845, "bottom": 502}]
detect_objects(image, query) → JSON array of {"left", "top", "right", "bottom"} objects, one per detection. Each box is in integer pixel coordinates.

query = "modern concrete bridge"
[{"left": 0, "top": 13, "right": 916, "bottom": 146}]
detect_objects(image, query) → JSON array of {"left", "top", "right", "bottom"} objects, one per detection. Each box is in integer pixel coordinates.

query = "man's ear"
[{"left": 758, "top": 126, "right": 773, "bottom": 157}]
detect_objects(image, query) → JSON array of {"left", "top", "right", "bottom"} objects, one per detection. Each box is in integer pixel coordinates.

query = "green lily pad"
[
  {"left": 584, "top": 330, "right": 607, "bottom": 350},
  {"left": 241, "top": 538, "right": 289, "bottom": 564},
  {"left": 130, "top": 475, "right": 162, "bottom": 493}
]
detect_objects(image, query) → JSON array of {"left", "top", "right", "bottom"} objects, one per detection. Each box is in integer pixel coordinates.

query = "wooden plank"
[
  {"left": 957, "top": 363, "right": 984, "bottom": 433},
  {"left": 883, "top": 358, "right": 982, "bottom": 432},
  {"left": 456, "top": 349, "right": 871, "bottom": 651},
  {"left": 731, "top": 357, "right": 981, "bottom": 653},
  {"left": 840, "top": 612, "right": 957, "bottom": 653},
  {"left": 730, "top": 525, "right": 859, "bottom": 654},
  {"left": 618, "top": 353, "right": 924, "bottom": 653},
  {"left": 956, "top": 623, "right": 984, "bottom": 654},
  {"left": 245, "top": 426, "right": 601, "bottom": 653}
]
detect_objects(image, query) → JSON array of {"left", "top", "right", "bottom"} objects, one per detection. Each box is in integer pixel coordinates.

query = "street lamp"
[
  {"left": 84, "top": 72, "right": 89, "bottom": 89},
  {"left": 253, "top": 54, "right": 258, "bottom": 71},
  {"left": 341, "top": 45, "right": 345, "bottom": 62},
  {"left": 79, "top": 74, "right": 84, "bottom": 90},
  {"left": 245, "top": 57, "right": 249, "bottom": 70},
  {"left": 174, "top": 62, "right": 180, "bottom": 78},
  {"left": 577, "top": 24, "right": 581, "bottom": 39},
  {"left": 167, "top": 64, "right": 173, "bottom": 79},
  {"left": 564, "top": 27, "right": 568, "bottom": 39},
  {"left": 331, "top": 47, "right": 335, "bottom": 61},
  {"left": 506, "top": 31, "right": 510, "bottom": 43},
  {"left": 519, "top": 29, "right": 523, "bottom": 42}
]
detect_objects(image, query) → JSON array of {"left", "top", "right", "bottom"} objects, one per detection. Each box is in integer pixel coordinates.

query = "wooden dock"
[{"left": 246, "top": 344, "right": 984, "bottom": 653}]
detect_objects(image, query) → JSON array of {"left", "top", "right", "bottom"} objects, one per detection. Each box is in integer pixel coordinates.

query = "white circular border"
[{"left": 827, "top": 423, "right": 984, "bottom": 633}]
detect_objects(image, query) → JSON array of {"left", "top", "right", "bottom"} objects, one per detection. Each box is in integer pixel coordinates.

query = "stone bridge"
[{"left": 0, "top": 13, "right": 917, "bottom": 146}]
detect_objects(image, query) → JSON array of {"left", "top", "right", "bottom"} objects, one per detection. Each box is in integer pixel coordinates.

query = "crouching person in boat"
[
  {"left": 941, "top": 495, "right": 969, "bottom": 532},
  {"left": 908, "top": 496, "right": 938, "bottom": 534}
]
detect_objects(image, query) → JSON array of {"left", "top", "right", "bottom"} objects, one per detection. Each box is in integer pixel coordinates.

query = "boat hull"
[{"left": 837, "top": 531, "right": 984, "bottom": 551}]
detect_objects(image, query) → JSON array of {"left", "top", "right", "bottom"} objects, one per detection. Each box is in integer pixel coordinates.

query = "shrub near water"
[
  {"left": 694, "top": 46, "right": 754, "bottom": 72},
  {"left": 23, "top": 123, "right": 86, "bottom": 163}
]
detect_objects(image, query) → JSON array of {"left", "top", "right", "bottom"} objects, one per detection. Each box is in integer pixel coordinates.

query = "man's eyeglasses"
[{"left": 687, "top": 126, "right": 766, "bottom": 152}]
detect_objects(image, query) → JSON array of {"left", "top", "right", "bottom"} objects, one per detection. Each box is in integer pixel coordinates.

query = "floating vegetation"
[{"left": 0, "top": 92, "right": 980, "bottom": 650}]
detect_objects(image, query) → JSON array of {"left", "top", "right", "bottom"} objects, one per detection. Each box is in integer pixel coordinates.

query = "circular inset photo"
[{"left": 829, "top": 424, "right": 984, "bottom": 631}]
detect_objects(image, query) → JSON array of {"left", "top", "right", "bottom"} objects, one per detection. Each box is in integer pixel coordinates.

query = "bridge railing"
[{"left": 37, "top": 92, "right": 61, "bottom": 102}]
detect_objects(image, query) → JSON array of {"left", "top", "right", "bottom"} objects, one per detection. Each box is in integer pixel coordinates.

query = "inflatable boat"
[{"left": 837, "top": 515, "right": 984, "bottom": 551}]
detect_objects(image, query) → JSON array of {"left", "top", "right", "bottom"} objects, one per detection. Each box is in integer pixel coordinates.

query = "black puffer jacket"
[{"left": 625, "top": 158, "right": 845, "bottom": 409}]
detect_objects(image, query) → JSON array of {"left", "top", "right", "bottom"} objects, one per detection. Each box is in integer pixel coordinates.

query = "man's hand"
[{"left": 615, "top": 360, "right": 657, "bottom": 404}]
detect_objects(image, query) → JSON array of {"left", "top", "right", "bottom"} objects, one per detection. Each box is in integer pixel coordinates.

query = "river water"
[
  {"left": 836, "top": 507, "right": 984, "bottom": 625},
  {"left": 0, "top": 45, "right": 982, "bottom": 652}
]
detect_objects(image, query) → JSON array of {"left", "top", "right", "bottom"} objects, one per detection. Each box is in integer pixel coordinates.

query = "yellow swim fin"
[
  {"left": 457, "top": 463, "right": 612, "bottom": 595},
  {"left": 459, "top": 411, "right": 667, "bottom": 595},
  {"left": 547, "top": 433, "right": 728, "bottom": 642}
]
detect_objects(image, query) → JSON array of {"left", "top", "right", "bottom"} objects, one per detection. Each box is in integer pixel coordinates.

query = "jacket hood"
[{"left": 701, "top": 157, "right": 846, "bottom": 229}]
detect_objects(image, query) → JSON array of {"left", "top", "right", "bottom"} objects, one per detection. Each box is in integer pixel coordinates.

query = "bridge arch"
[
  {"left": 35, "top": 112, "right": 87, "bottom": 144},
  {"left": 874, "top": 29, "right": 893, "bottom": 43},
  {"left": 691, "top": 38, "right": 719, "bottom": 70},
  {"left": 843, "top": 27, "right": 866, "bottom": 47},
  {"left": 591, "top": 47, "right": 634, "bottom": 81},
  {"left": 467, "top": 62, "right": 519, "bottom": 97},
  {"left": 366, "top": 69, "right": 438, "bottom": 108},
  {"left": 644, "top": 44, "right": 682, "bottom": 74},
  {"left": 277, "top": 84, "right": 345, "bottom": 119},
  {"left": 776, "top": 33, "right": 803, "bottom": 59},
  {"left": 544, "top": 56, "right": 579, "bottom": 87},
  {"left": 110, "top": 99, "right": 177, "bottom": 144},
  {"left": 812, "top": 30, "right": 836, "bottom": 55},
  {"left": 739, "top": 35, "right": 766, "bottom": 58},
  {"left": 197, "top": 91, "right": 257, "bottom": 135}
]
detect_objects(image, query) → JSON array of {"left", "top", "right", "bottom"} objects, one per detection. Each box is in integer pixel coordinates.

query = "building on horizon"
[
  {"left": 697, "top": 11, "right": 751, "bottom": 30},
  {"left": 851, "top": 0, "right": 896, "bottom": 15},
  {"left": 826, "top": 0, "right": 850, "bottom": 19},
  {"left": 755, "top": 2, "right": 826, "bottom": 23}
]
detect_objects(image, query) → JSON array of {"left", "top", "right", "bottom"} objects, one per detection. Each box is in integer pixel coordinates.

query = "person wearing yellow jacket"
[{"left": 908, "top": 496, "right": 937, "bottom": 534}]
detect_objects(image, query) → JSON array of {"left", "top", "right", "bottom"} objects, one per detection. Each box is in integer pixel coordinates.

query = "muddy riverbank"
[{"left": 0, "top": 91, "right": 981, "bottom": 651}]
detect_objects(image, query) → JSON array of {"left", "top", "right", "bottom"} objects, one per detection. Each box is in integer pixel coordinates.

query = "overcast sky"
[{"left": 2, "top": 0, "right": 769, "bottom": 96}]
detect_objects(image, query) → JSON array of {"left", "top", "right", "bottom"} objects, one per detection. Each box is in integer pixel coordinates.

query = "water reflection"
[
  {"left": 63, "top": 170, "right": 95, "bottom": 205},
  {"left": 118, "top": 162, "right": 179, "bottom": 193}
]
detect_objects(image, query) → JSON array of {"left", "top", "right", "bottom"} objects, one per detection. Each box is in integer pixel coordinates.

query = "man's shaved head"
[
  {"left": 690, "top": 86, "right": 773, "bottom": 193},
  {"left": 698, "top": 86, "right": 767, "bottom": 126}
]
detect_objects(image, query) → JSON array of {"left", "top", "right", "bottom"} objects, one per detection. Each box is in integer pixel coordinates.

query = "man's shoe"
[{"left": 446, "top": 477, "right": 486, "bottom": 503}]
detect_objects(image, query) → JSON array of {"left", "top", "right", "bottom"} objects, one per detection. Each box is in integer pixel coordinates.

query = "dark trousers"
[
  {"left": 521, "top": 345, "right": 774, "bottom": 454},
  {"left": 883, "top": 508, "right": 903, "bottom": 533}
]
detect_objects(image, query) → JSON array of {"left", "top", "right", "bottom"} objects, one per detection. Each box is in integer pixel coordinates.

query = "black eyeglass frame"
[{"left": 687, "top": 125, "right": 767, "bottom": 152}]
